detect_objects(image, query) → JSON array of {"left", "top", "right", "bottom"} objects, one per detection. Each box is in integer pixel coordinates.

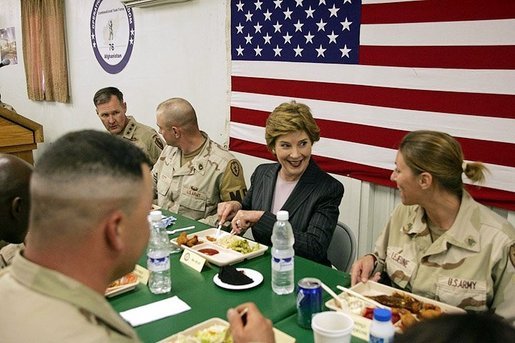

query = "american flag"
[{"left": 229, "top": 0, "right": 515, "bottom": 211}]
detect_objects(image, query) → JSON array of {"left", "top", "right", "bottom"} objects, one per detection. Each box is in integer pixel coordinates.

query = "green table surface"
[{"left": 109, "top": 211, "right": 351, "bottom": 343}]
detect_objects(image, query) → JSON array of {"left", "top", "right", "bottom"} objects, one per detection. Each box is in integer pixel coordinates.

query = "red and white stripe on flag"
[{"left": 229, "top": 0, "right": 515, "bottom": 211}]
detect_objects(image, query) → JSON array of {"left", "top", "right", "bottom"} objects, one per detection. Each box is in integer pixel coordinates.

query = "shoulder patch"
[
  {"left": 510, "top": 244, "right": 515, "bottom": 268},
  {"left": 230, "top": 161, "right": 240, "bottom": 177},
  {"left": 154, "top": 136, "right": 164, "bottom": 150}
]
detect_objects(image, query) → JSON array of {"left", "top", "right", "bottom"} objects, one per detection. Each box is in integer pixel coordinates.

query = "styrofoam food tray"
[
  {"left": 158, "top": 317, "right": 296, "bottom": 343},
  {"left": 171, "top": 228, "right": 267, "bottom": 266},
  {"left": 325, "top": 281, "right": 465, "bottom": 339}
]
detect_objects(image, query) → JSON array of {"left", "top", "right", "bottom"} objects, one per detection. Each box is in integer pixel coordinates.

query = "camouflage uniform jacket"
[
  {"left": 0, "top": 243, "right": 23, "bottom": 269},
  {"left": 118, "top": 116, "right": 164, "bottom": 165},
  {"left": 373, "top": 192, "right": 515, "bottom": 324},
  {"left": 152, "top": 132, "right": 247, "bottom": 226},
  {"left": 0, "top": 252, "right": 141, "bottom": 342}
]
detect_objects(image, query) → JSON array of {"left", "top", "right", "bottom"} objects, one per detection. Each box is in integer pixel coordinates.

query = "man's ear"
[
  {"left": 10, "top": 197, "right": 23, "bottom": 219},
  {"left": 105, "top": 211, "right": 124, "bottom": 251},
  {"left": 418, "top": 172, "right": 432, "bottom": 190},
  {"left": 172, "top": 126, "right": 180, "bottom": 138}
]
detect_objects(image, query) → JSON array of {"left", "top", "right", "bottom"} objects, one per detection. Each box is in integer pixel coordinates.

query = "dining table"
[{"left": 109, "top": 210, "right": 364, "bottom": 343}]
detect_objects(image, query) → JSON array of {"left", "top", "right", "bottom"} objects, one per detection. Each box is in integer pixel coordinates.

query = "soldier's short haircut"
[
  {"left": 93, "top": 86, "right": 124, "bottom": 106},
  {"left": 30, "top": 130, "right": 152, "bottom": 236},
  {"left": 34, "top": 129, "right": 150, "bottom": 181}
]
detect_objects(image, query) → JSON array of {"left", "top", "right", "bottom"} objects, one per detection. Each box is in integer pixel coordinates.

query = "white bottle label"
[
  {"left": 147, "top": 255, "right": 170, "bottom": 272},
  {"left": 272, "top": 256, "right": 294, "bottom": 271},
  {"left": 369, "top": 335, "right": 393, "bottom": 343}
]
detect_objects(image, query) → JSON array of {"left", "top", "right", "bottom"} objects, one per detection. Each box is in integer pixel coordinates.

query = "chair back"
[{"left": 327, "top": 222, "right": 356, "bottom": 272}]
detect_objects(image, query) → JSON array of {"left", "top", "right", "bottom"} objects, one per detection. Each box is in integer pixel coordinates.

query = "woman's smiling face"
[
  {"left": 274, "top": 130, "right": 312, "bottom": 181},
  {"left": 391, "top": 151, "right": 421, "bottom": 205}
]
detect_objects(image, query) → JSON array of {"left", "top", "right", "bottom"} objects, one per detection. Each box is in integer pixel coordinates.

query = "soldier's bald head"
[
  {"left": 0, "top": 154, "right": 33, "bottom": 243},
  {"left": 156, "top": 97, "right": 198, "bottom": 132}
]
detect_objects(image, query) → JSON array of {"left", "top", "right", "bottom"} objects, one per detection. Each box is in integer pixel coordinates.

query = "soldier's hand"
[{"left": 351, "top": 254, "right": 377, "bottom": 286}]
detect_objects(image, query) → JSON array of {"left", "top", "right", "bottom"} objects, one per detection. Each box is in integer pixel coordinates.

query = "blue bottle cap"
[{"left": 373, "top": 308, "right": 392, "bottom": 322}]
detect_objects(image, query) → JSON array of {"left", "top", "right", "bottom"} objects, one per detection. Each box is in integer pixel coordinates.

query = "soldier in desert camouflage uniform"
[
  {"left": 94, "top": 87, "right": 164, "bottom": 165},
  {"left": 0, "top": 131, "right": 150, "bottom": 341},
  {"left": 153, "top": 98, "right": 247, "bottom": 226},
  {"left": 351, "top": 130, "right": 514, "bottom": 324}
]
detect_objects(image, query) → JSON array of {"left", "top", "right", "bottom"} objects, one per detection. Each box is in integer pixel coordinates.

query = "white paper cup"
[{"left": 311, "top": 311, "right": 354, "bottom": 343}]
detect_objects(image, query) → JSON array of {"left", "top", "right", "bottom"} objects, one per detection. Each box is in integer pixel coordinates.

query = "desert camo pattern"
[
  {"left": 118, "top": 116, "right": 164, "bottom": 165},
  {"left": 373, "top": 192, "right": 515, "bottom": 325},
  {"left": 152, "top": 132, "right": 247, "bottom": 226},
  {"left": 0, "top": 252, "right": 140, "bottom": 342}
]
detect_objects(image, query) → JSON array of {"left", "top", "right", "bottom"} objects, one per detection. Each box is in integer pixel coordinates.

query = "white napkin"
[{"left": 120, "top": 296, "right": 191, "bottom": 327}]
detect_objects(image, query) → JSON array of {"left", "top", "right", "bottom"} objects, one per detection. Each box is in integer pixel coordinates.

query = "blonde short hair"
[{"left": 265, "top": 101, "right": 320, "bottom": 152}]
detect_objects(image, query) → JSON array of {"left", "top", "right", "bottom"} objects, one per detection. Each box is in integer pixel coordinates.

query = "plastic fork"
[
  {"left": 215, "top": 223, "right": 223, "bottom": 238},
  {"left": 166, "top": 225, "right": 195, "bottom": 235}
]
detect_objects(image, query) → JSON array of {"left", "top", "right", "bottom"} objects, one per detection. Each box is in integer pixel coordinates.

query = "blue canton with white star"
[{"left": 231, "top": 0, "right": 361, "bottom": 64}]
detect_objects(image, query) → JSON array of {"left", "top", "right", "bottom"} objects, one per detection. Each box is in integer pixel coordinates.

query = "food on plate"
[
  {"left": 206, "top": 236, "right": 217, "bottom": 242},
  {"left": 418, "top": 303, "right": 442, "bottom": 319},
  {"left": 198, "top": 248, "right": 219, "bottom": 256},
  {"left": 175, "top": 324, "right": 232, "bottom": 343},
  {"left": 334, "top": 290, "right": 443, "bottom": 332},
  {"left": 107, "top": 272, "right": 138, "bottom": 289},
  {"left": 365, "top": 291, "right": 443, "bottom": 331},
  {"left": 397, "top": 308, "right": 417, "bottom": 329},
  {"left": 362, "top": 307, "right": 401, "bottom": 324},
  {"left": 177, "top": 232, "right": 202, "bottom": 247},
  {"left": 368, "top": 292, "right": 441, "bottom": 316},
  {"left": 218, "top": 265, "right": 253, "bottom": 285},
  {"left": 217, "top": 236, "right": 259, "bottom": 254}
]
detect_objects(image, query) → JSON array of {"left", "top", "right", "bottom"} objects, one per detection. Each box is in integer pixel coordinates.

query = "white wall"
[{"left": 1, "top": 0, "right": 513, "bottom": 259}]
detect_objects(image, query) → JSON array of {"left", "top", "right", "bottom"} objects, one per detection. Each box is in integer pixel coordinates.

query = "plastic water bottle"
[
  {"left": 369, "top": 308, "right": 395, "bottom": 343},
  {"left": 147, "top": 210, "right": 171, "bottom": 294},
  {"left": 271, "top": 210, "right": 295, "bottom": 295}
]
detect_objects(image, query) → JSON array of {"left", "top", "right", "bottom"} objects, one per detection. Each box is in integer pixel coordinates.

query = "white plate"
[
  {"left": 171, "top": 228, "right": 268, "bottom": 266},
  {"left": 213, "top": 268, "right": 264, "bottom": 290}
]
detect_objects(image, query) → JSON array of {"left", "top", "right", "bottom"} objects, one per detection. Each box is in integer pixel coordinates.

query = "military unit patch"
[
  {"left": 230, "top": 161, "right": 240, "bottom": 176},
  {"left": 154, "top": 136, "right": 164, "bottom": 150}
]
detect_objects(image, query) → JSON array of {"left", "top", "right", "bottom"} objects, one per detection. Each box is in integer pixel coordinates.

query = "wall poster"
[
  {"left": 0, "top": 27, "right": 18, "bottom": 67},
  {"left": 90, "top": 0, "right": 135, "bottom": 74}
]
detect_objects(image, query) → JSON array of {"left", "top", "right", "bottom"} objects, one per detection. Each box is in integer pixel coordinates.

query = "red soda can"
[{"left": 296, "top": 277, "right": 322, "bottom": 328}]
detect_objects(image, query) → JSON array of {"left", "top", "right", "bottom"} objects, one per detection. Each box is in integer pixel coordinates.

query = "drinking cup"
[{"left": 311, "top": 311, "right": 354, "bottom": 343}]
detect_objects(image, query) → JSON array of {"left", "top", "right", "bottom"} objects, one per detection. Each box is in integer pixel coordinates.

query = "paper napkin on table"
[{"left": 120, "top": 296, "right": 191, "bottom": 327}]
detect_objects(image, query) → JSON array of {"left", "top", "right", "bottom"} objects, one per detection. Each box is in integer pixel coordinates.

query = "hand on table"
[
  {"left": 227, "top": 302, "right": 275, "bottom": 343},
  {"left": 350, "top": 254, "right": 381, "bottom": 286}
]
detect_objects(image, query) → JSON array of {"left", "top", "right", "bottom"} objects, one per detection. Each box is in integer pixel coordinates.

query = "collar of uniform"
[
  {"left": 121, "top": 116, "right": 137, "bottom": 140},
  {"left": 188, "top": 132, "right": 210, "bottom": 176},
  {"left": 400, "top": 205, "right": 428, "bottom": 235},
  {"left": 9, "top": 251, "right": 139, "bottom": 339},
  {"left": 437, "top": 191, "right": 481, "bottom": 252},
  {"left": 413, "top": 192, "right": 480, "bottom": 253}
]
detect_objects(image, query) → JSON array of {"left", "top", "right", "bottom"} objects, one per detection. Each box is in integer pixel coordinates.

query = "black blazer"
[{"left": 242, "top": 159, "right": 344, "bottom": 265}]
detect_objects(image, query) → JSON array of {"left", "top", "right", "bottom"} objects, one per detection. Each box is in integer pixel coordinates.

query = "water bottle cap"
[
  {"left": 373, "top": 308, "right": 392, "bottom": 322},
  {"left": 150, "top": 210, "right": 162, "bottom": 222},
  {"left": 277, "top": 210, "right": 289, "bottom": 221}
]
